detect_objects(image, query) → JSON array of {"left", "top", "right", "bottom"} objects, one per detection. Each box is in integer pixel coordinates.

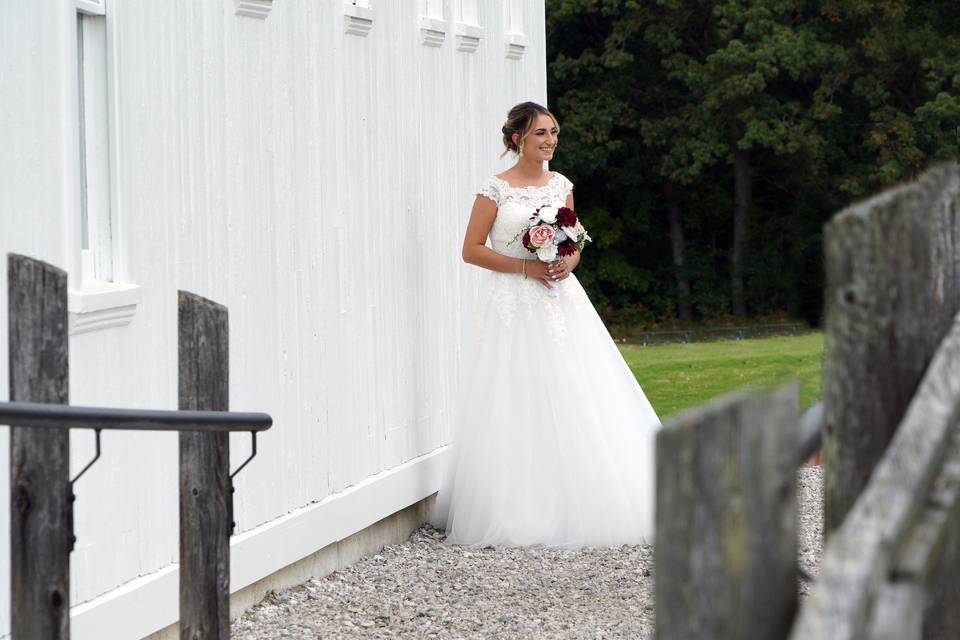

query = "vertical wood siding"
[{"left": 0, "top": 0, "right": 547, "bottom": 633}]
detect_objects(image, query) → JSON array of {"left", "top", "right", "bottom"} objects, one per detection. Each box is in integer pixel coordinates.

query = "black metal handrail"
[
  {"left": 6, "top": 254, "right": 269, "bottom": 639},
  {"left": 0, "top": 400, "right": 271, "bottom": 490},
  {"left": 0, "top": 400, "right": 272, "bottom": 432},
  {"left": 798, "top": 401, "right": 824, "bottom": 466}
]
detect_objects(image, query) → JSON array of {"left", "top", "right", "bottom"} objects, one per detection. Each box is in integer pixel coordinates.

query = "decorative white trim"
[
  {"left": 455, "top": 22, "right": 484, "bottom": 53},
  {"left": 343, "top": 3, "right": 374, "bottom": 37},
  {"left": 505, "top": 32, "right": 528, "bottom": 60},
  {"left": 75, "top": 0, "right": 106, "bottom": 16},
  {"left": 68, "top": 282, "right": 141, "bottom": 335},
  {"left": 419, "top": 17, "right": 446, "bottom": 47},
  {"left": 66, "top": 447, "right": 448, "bottom": 640},
  {"left": 235, "top": 0, "right": 272, "bottom": 19}
]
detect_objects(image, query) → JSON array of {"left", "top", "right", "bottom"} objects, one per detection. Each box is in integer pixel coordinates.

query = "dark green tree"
[{"left": 546, "top": 0, "right": 960, "bottom": 326}]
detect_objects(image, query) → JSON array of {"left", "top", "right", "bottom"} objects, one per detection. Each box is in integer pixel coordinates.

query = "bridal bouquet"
[
  {"left": 509, "top": 204, "right": 591, "bottom": 295},
  {"left": 511, "top": 204, "right": 591, "bottom": 262}
]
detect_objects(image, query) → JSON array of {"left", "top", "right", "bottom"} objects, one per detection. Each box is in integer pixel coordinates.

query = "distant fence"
[
  {"left": 633, "top": 322, "right": 808, "bottom": 346},
  {"left": 654, "top": 161, "right": 960, "bottom": 639},
  {"left": 2, "top": 254, "right": 272, "bottom": 640}
]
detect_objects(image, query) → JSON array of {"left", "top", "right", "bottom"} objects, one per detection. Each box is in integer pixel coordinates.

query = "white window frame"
[
  {"left": 419, "top": 0, "right": 447, "bottom": 47},
  {"left": 77, "top": 8, "right": 112, "bottom": 283},
  {"left": 504, "top": 0, "right": 527, "bottom": 59},
  {"left": 344, "top": 0, "right": 374, "bottom": 36},
  {"left": 71, "top": 0, "right": 141, "bottom": 335},
  {"left": 455, "top": 0, "right": 484, "bottom": 53},
  {"left": 458, "top": 0, "right": 479, "bottom": 25},
  {"left": 235, "top": 0, "right": 273, "bottom": 19}
]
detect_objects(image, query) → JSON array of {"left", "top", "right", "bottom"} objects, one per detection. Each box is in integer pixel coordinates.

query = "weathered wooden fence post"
[
  {"left": 655, "top": 383, "right": 799, "bottom": 640},
  {"left": 823, "top": 162, "right": 960, "bottom": 532},
  {"left": 792, "top": 309, "right": 960, "bottom": 639},
  {"left": 8, "top": 254, "right": 71, "bottom": 639},
  {"left": 178, "top": 291, "right": 231, "bottom": 639}
]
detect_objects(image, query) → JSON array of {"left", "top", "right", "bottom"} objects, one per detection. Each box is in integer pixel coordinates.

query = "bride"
[{"left": 429, "top": 101, "right": 662, "bottom": 548}]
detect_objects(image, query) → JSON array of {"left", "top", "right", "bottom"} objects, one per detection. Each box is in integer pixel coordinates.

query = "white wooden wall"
[{"left": 0, "top": 0, "right": 546, "bottom": 637}]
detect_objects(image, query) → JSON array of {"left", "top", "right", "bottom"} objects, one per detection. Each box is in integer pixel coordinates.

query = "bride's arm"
[
  {"left": 461, "top": 195, "right": 560, "bottom": 288},
  {"left": 565, "top": 191, "right": 581, "bottom": 271},
  {"left": 461, "top": 196, "right": 527, "bottom": 275}
]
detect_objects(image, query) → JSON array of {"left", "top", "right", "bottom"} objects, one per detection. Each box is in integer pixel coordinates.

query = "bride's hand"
[
  {"left": 550, "top": 258, "right": 572, "bottom": 281},
  {"left": 552, "top": 248, "right": 580, "bottom": 276},
  {"left": 525, "top": 259, "right": 569, "bottom": 288},
  {"left": 524, "top": 260, "right": 557, "bottom": 289}
]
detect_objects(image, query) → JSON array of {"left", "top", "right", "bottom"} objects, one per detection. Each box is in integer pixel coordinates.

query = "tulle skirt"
[{"left": 428, "top": 268, "right": 661, "bottom": 548}]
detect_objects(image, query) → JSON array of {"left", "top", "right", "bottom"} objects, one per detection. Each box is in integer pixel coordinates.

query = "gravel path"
[
  {"left": 232, "top": 466, "right": 823, "bottom": 639},
  {"left": 797, "top": 465, "right": 825, "bottom": 597}
]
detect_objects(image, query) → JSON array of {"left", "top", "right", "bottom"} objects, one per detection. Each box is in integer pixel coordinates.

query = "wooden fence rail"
[
  {"left": 654, "top": 161, "right": 960, "bottom": 639},
  {"left": 791, "top": 308, "right": 960, "bottom": 638},
  {"left": 823, "top": 163, "right": 960, "bottom": 533},
  {"left": 3, "top": 253, "right": 272, "bottom": 640}
]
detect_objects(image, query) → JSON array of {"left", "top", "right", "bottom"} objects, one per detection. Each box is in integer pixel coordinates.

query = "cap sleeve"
[
  {"left": 476, "top": 176, "right": 501, "bottom": 207},
  {"left": 556, "top": 172, "right": 574, "bottom": 200}
]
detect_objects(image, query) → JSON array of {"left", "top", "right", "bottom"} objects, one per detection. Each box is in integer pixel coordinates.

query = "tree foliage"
[{"left": 546, "top": 0, "right": 960, "bottom": 326}]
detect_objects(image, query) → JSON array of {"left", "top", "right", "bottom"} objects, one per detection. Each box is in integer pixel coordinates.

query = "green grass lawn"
[{"left": 618, "top": 332, "right": 824, "bottom": 419}]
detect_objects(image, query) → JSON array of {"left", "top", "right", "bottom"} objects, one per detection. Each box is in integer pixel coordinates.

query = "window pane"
[
  {"left": 77, "top": 12, "right": 113, "bottom": 281},
  {"left": 508, "top": 0, "right": 523, "bottom": 33},
  {"left": 77, "top": 18, "right": 89, "bottom": 251},
  {"left": 460, "top": 0, "right": 478, "bottom": 25},
  {"left": 424, "top": 0, "right": 443, "bottom": 19}
]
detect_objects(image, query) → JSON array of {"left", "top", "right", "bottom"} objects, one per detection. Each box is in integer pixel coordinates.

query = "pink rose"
[{"left": 528, "top": 224, "right": 555, "bottom": 248}]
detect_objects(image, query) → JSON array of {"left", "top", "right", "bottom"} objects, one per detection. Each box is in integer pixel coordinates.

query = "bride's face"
[{"left": 518, "top": 114, "right": 558, "bottom": 161}]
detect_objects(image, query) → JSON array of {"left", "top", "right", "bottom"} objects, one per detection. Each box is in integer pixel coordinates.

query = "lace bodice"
[
  {"left": 472, "top": 171, "right": 582, "bottom": 339},
  {"left": 476, "top": 172, "right": 574, "bottom": 259}
]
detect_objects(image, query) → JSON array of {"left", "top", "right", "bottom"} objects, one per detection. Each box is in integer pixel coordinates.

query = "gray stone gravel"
[
  {"left": 232, "top": 466, "right": 824, "bottom": 639},
  {"left": 797, "top": 465, "right": 824, "bottom": 597}
]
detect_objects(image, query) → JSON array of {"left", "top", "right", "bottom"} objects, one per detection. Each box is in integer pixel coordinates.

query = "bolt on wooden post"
[{"left": 178, "top": 291, "right": 231, "bottom": 639}]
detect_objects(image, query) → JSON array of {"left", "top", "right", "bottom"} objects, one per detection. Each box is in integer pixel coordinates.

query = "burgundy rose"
[
  {"left": 522, "top": 230, "right": 536, "bottom": 253},
  {"left": 557, "top": 239, "right": 577, "bottom": 256},
  {"left": 556, "top": 207, "right": 577, "bottom": 227}
]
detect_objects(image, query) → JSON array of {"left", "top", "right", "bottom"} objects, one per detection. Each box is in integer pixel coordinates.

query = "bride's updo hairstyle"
[{"left": 500, "top": 102, "right": 559, "bottom": 157}]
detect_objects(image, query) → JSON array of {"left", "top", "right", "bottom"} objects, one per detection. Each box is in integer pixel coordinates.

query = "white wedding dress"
[{"left": 428, "top": 171, "right": 662, "bottom": 549}]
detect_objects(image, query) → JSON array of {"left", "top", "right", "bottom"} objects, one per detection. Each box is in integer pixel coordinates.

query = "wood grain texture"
[
  {"left": 178, "top": 291, "right": 230, "bottom": 640},
  {"left": 867, "top": 582, "right": 923, "bottom": 640},
  {"left": 655, "top": 383, "right": 799, "bottom": 640},
  {"left": 904, "top": 414, "right": 960, "bottom": 639},
  {"left": 791, "top": 309, "right": 960, "bottom": 639},
  {"left": 8, "top": 254, "right": 70, "bottom": 640},
  {"left": 823, "top": 161, "right": 960, "bottom": 532}
]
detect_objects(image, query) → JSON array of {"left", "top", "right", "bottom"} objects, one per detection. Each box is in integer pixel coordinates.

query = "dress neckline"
[{"left": 493, "top": 172, "right": 558, "bottom": 190}]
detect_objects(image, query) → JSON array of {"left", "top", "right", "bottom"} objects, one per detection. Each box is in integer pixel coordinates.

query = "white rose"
[
  {"left": 553, "top": 228, "right": 567, "bottom": 244},
  {"left": 536, "top": 244, "right": 558, "bottom": 262},
  {"left": 560, "top": 225, "right": 577, "bottom": 242},
  {"left": 538, "top": 206, "right": 558, "bottom": 224},
  {"left": 574, "top": 221, "right": 592, "bottom": 244}
]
